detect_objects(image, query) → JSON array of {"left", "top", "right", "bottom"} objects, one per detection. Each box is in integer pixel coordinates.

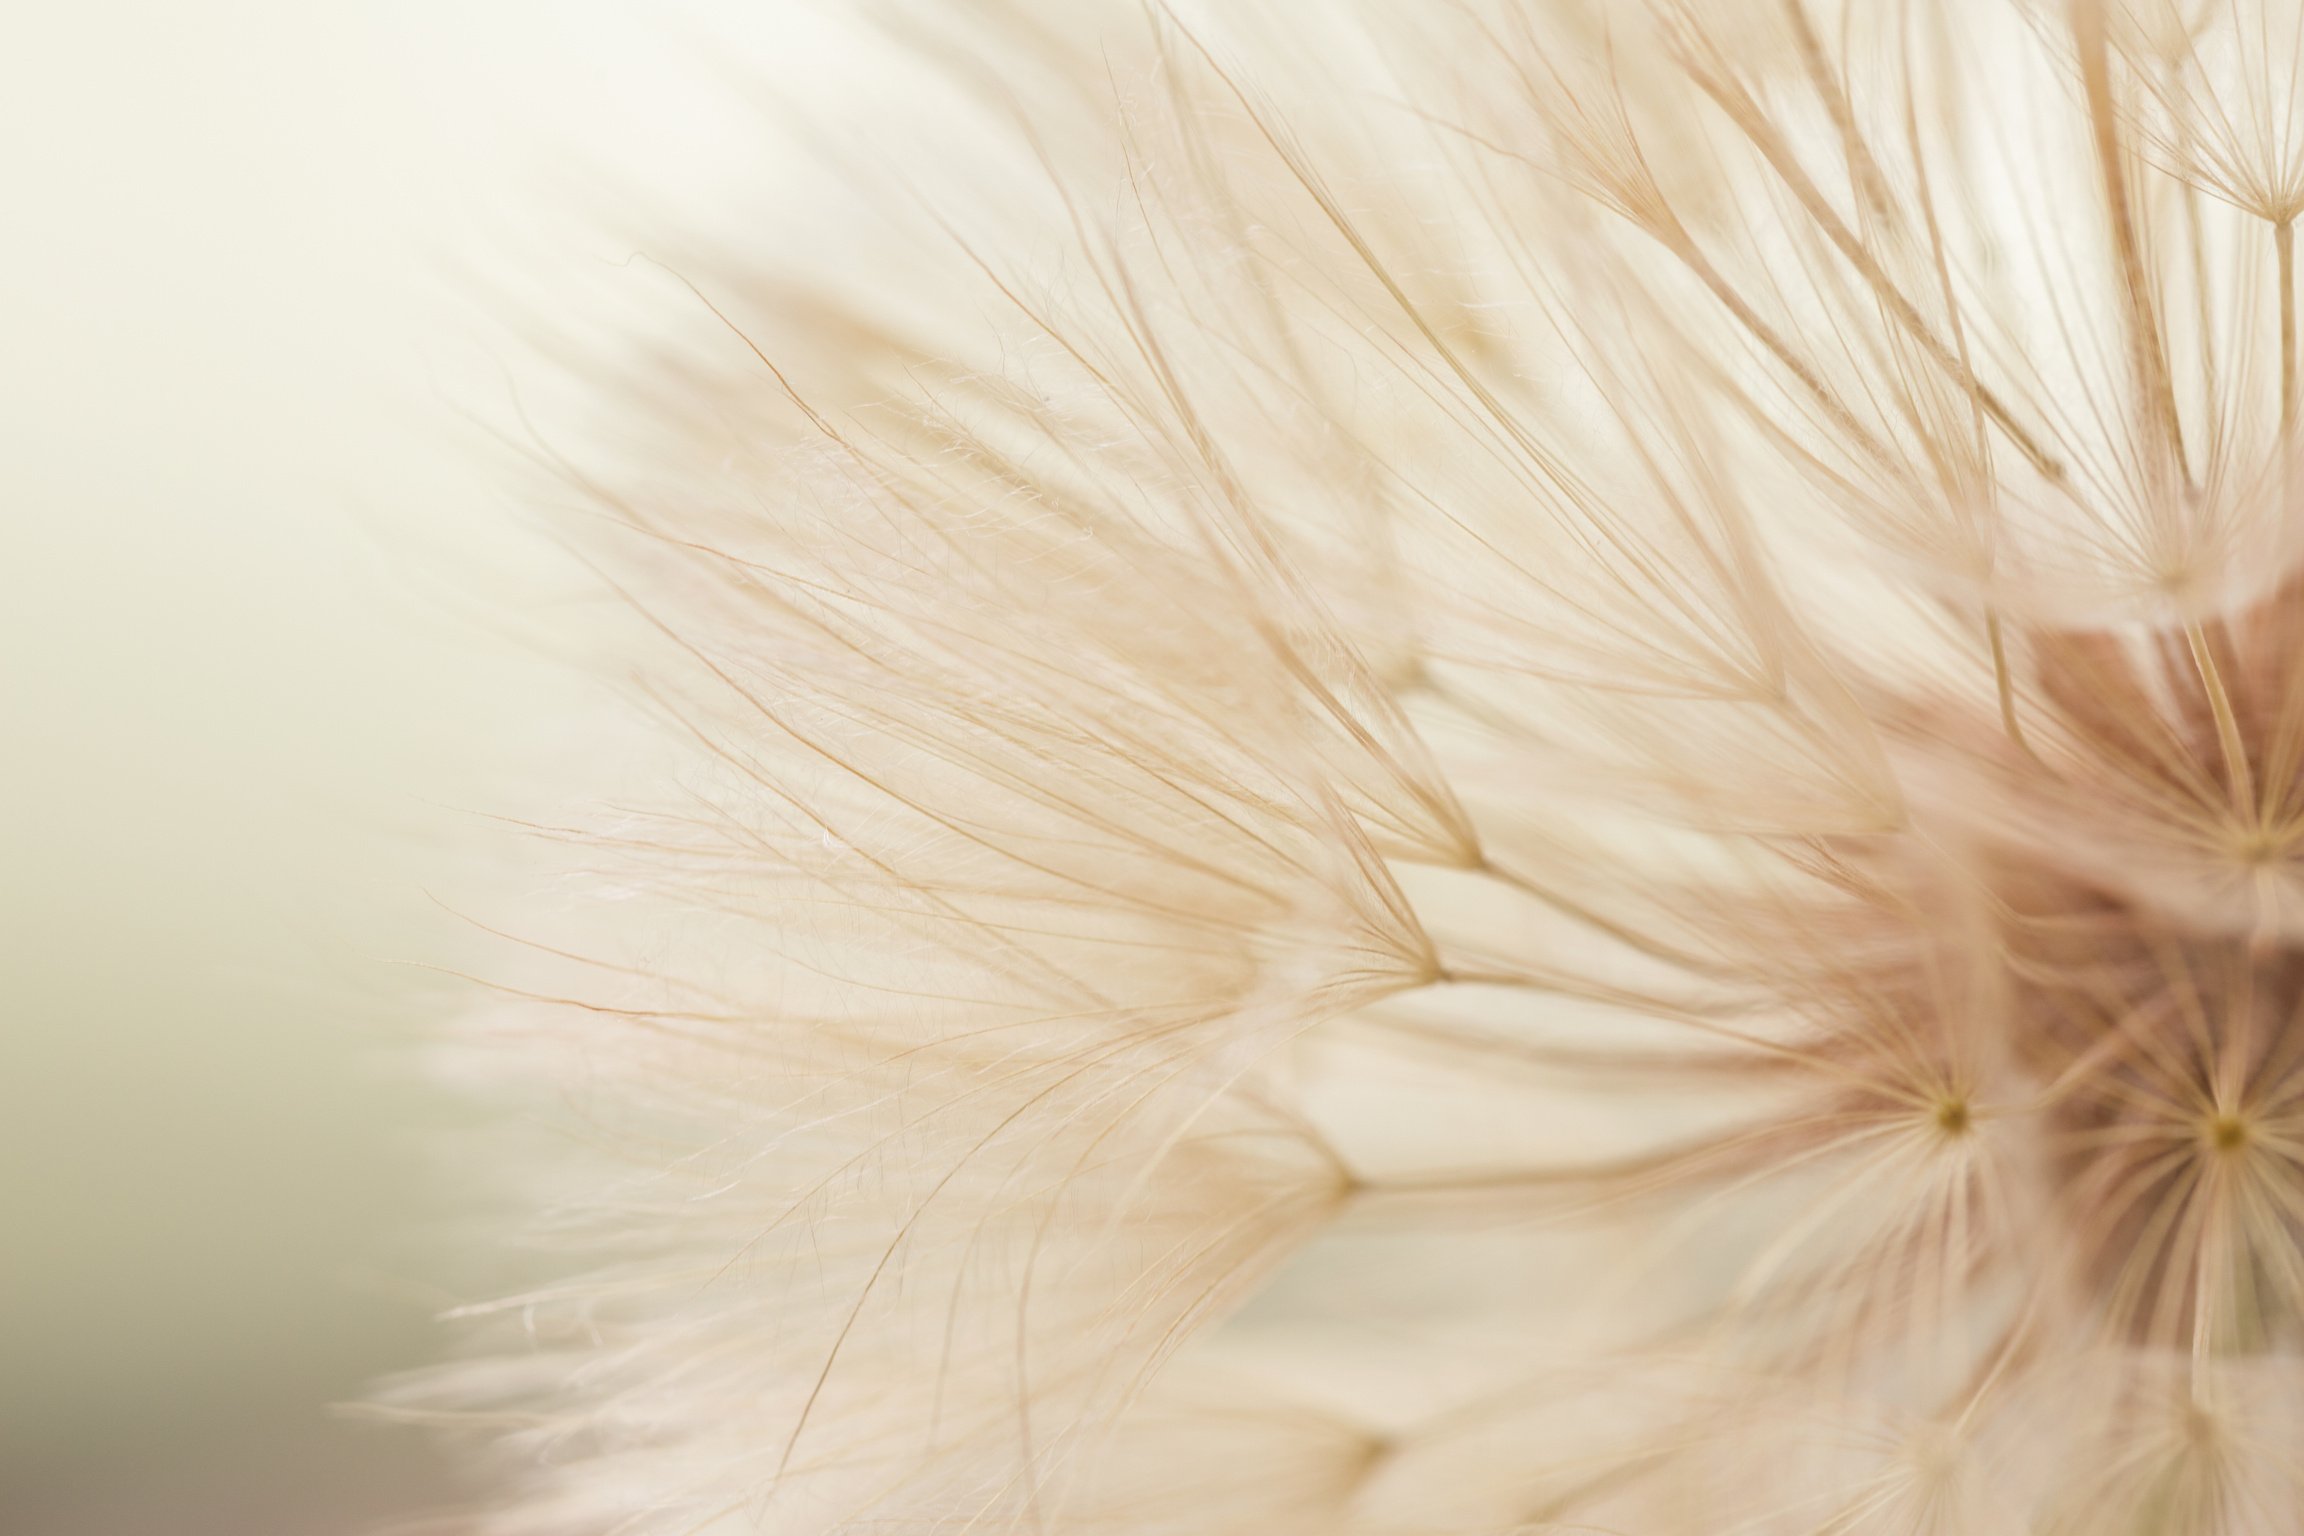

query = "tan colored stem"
[
  {"left": 2186, "top": 621, "right": 2257, "bottom": 821},
  {"left": 1987, "top": 608, "right": 2031, "bottom": 754},
  {"left": 2075, "top": 5, "right": 2191, "bottom": 488},
  {"left": 2279, "top": 218, "right": 2296, "bottom": 437}
]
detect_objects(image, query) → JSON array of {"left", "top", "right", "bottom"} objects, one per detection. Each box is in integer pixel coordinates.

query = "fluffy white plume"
[{"left": 411, "top": 2, "right": 2304, "bottom": 1532}]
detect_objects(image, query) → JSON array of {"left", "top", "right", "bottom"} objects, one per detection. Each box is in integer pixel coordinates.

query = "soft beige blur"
[{"left": 0, "top": 3, "right": 834, "bottom": 1528}]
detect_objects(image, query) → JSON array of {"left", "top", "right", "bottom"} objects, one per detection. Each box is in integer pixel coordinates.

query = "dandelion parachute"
[{"left": 412, "top": 1, "right": 2304, "bottom": 1531}]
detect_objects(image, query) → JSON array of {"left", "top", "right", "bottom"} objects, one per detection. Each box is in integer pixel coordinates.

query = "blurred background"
[{"left": 0, "top": 3, "right": 837, "bottom": 1529}]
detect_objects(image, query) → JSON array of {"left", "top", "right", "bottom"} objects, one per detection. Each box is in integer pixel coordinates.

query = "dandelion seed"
[{"left": 413, "top": 1, "right": 2304, "bottom": 1531}]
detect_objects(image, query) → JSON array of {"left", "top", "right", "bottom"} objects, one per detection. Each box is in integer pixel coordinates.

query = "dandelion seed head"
[{"left": 412, "top": 0, "right": 2304, "bottom": 1531}]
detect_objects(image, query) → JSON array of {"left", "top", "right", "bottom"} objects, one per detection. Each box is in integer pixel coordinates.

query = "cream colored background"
[{"left": 0, "top": 3, "right": 842, "bottom": 1528}]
